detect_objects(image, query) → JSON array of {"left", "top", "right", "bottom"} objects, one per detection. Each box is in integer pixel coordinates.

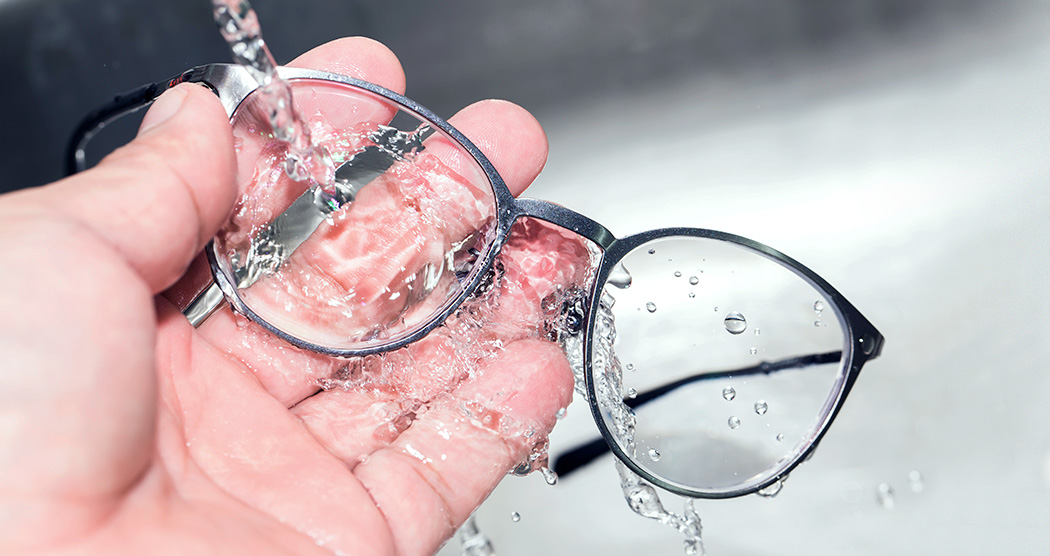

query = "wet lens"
[
  {"left": 591, "top": 234, "right": 848, "bottom": 496},
  {"left": 211, "top": 79, "right": 498, "bottom": 352}
]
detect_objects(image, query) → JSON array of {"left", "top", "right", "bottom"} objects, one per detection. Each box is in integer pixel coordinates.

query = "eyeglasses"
[{"left": 68, "top": 64, "right": 884, "bottom": 499}]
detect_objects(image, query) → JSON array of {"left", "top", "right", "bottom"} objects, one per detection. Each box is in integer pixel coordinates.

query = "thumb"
[{"left": 9, "top": 83, "right": 237, "bottom": 293}]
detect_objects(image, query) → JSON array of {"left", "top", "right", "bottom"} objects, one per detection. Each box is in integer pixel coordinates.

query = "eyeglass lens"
[
  {"left": 211, "top": 78, "right": 501, "bottom": 352},
  {"left": 591, "top": 235, "right": 848, "bottom": 495}
]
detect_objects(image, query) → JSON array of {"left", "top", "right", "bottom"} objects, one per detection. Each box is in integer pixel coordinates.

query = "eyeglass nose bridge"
[{"left": 509, "top": 197, "right": 618, "bottom": 251}]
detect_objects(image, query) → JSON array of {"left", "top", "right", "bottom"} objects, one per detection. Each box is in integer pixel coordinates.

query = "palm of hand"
[{"left": 0, "top": 39, "right": 577, "bottom": 556}]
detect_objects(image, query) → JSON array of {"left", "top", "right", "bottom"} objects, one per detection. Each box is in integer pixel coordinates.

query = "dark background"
[{"left": 0, "top": 0, "right": 1001, "bottom": 192}]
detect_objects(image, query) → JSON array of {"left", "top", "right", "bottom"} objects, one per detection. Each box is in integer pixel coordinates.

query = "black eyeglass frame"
[{"left": 67, "top": 64, "right": 884, "bottom": 499}]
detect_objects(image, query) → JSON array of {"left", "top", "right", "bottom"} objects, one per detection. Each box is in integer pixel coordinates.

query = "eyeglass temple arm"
[
  {"left": 65, "top": 65, "right": 260, "bottom": 328},
  {"left": 64, "top": 67, "right": 220, "bottom": 177},
  {"left": 63, "top": 68, "right": 226, "bottom": 328},
  {"left": 551, "top": 349, "right": 843, "bottom": 478}
]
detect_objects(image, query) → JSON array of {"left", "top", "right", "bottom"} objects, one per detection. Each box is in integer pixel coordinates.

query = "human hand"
[{"left": 0, "top": 38, "right": 584, "bottom": 555}]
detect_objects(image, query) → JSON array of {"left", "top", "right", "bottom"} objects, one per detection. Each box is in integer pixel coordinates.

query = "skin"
[{"left": 0, "top": 38, "right": 583, "bottom": 556}]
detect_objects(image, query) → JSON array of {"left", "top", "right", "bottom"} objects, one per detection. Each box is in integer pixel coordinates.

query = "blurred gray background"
[{"left": 3, "top": 1, "right": 1049, "bottom": 554}]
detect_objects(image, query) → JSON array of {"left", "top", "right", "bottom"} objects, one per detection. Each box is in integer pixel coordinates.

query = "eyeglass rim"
[
  {"left": 207, "top": 65, "right": 522, "bottom": 357},
  {"left": 580, "top": 226, "right": 884, "bottom": 499}
]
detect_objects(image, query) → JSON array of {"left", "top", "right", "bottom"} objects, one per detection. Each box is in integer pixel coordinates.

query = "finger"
[
  {"left": 288, "top": 36, "right": 406, "bottom": 94},
  {"left": 2, "top": 84, "right": 236, "bottom": 293},
  {"left": 153, "top": 301, "right": 396, "bottom": 555},
  {"left": 447, "top": 99, "right": 548, "bottom": 197},
  {"left": 194, "top": 308, "right": 342, "bottom": 406},
  {"left": 354, "top": 338, "right": 574, "bottom": 556}
]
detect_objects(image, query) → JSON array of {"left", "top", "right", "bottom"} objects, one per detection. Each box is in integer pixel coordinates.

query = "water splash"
[
  {"left": 457, "top": 515, "right": 497, "bottom": 556},
  {"left": 607, "top": 263, "right": 633, "bottom": 289},
  {"left": 540, "top": 467, "right": 559, "bottom": 486},
  {"left": 584, "top": 285, "right": 705, "bottom": 555},
  {"left": 756, "top": 477, "right": 785, "bottom": 498},
  {"left": 616, "top": 460, "right": 705, "bottom": 555}
]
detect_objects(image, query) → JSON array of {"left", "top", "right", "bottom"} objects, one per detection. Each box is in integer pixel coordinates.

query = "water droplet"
[
  {"left": 674, "top": 271, "right": 682, "bottom": 278},
  {"left": 876, "top": 483, "right": 895, "bottom": 509},
  {"left": 908, "top": 470, "right": 925, "bottom": 493},
  {"left": 757, "top": 479, "right": 784, "bottom": 498},
  {"left": 607, "top": 263, "right": 633, "bottom": 289},
  {"left": 645, "top": 302, "right": 657, "bottom": 313},
  {"left": 814, "top": 300, "right": 825, "bottom": 313},
  {"left": 776, "top": 433, "right": 785, "bottom": 442},
  {"left": 722, "top": 386, "right": 736, "bottom": 401},
  {"left": 555, "top": 407, "right": 567, "bottom": 420},
  {"left": 814, "top": 320, "right": 823, "bottom": 327},
  {"left": 625, "top": 483, "right": 664, "bottom": 519},
  {"left": 754, "top": 400, "right": 768, "bottom": 415},
  {"left": 749, "top": 347, "right": 758, "bottom": 355},
  {"left": 648, "top": 449, "right": 662, "bottom": 462},
  {"left": 723, "top": 311, "right": 747, "bottom": 334},
  {"left": 625, "top": 363, "right": 635, "bottom": 371},
  {"left": 626, "top": 388, "right": 637, "bottom": 399},
  {"left": 754, "top": 328, "right": 761, "bottom": 335},
  {"left": 510, "top": 511, "right": 521, "bottom": 522},
  {"left": 648, "top": 248, "right": 656, "bottom": 255},
  {"left": 728, "top": 416, "right": 741, "bottom": 429},
  {"left": 688, "top": 292, "right": 696, "bottom": 298},
  {"left": 541, "top": 466, "right": 559, "bottom": 486},
  {"left": 713, "top": 306, "right": 719, "bottom": 312},
  {"left": 688, "top": 275, "right": 699, "bottom": 285}
]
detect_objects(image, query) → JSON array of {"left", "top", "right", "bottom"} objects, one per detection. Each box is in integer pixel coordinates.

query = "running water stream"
[
  {"left": 211, "top": 0, "right": 334, "bottom": 187},
  {"left": 211, "top": 0, "right": 347, "bottom": 288}
]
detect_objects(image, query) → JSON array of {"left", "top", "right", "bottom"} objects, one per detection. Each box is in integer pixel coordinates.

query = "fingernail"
[{"left": 139, "top": 85, "right": 191, "bottom": 134}]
